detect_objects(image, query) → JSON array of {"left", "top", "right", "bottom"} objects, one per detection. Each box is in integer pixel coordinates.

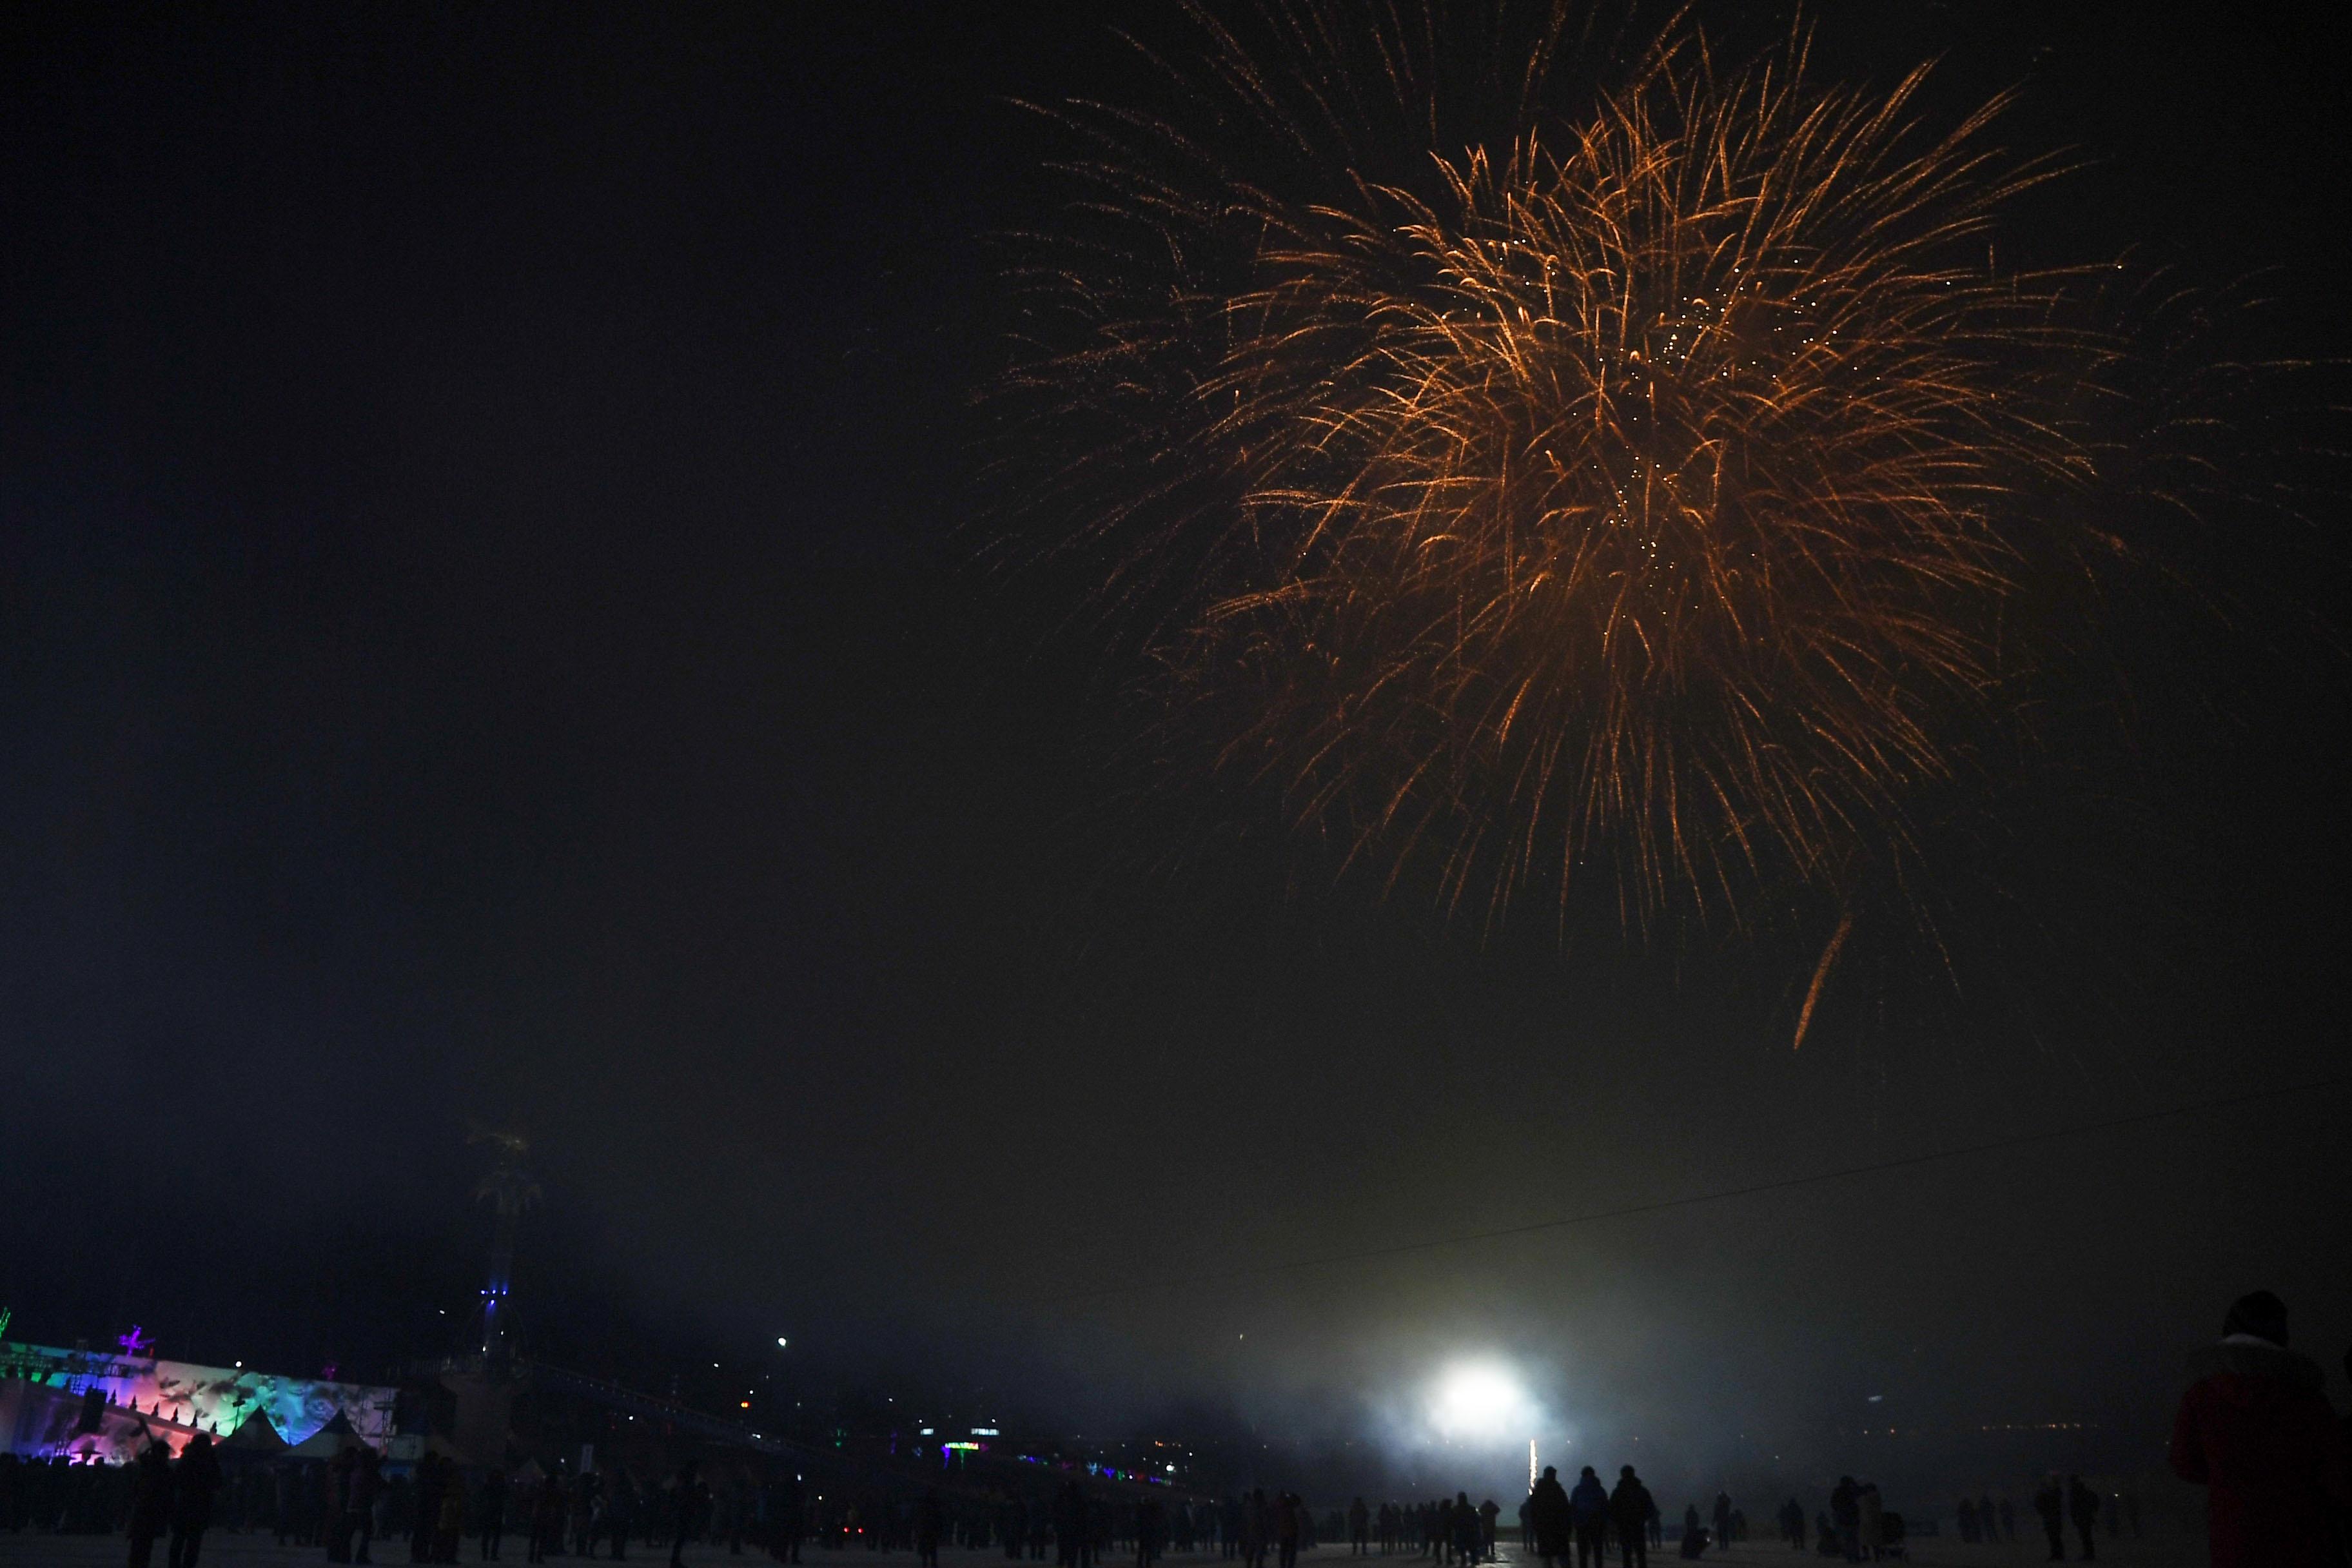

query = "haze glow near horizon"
[{"left": 1428, "top": 1360, "right": 1535, "bottom": 1444}]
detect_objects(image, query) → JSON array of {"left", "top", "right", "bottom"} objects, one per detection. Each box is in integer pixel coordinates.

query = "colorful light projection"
[
  {"left": 0, "top": 1341, "right": 395, "bottom": 1463},
  {"left": 1008, "top": 1451, "right": 1171, "bottom": 1486}
]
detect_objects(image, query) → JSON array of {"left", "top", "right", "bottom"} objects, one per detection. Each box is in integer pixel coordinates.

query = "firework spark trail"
[
  {"left": 999, "top": 2, "right": 2173, "bottom": 939},
  {"left": 1790, "top": 906, "right": 1854, "bottom": 1052}
]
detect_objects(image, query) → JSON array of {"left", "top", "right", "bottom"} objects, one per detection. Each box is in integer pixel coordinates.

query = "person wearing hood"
[
  {"left": 1567, "top": 1468, "right": 1607, "bottom": 1568},
  {"left": 1527, "top": 1467, "right": 1570, "bottom": 1568},
  {"left": 2167, "top": 1289, "right": 2350, "bottom": 1567},
  {"left": 1606, "top": 1468, "right": 1653, "bottom": 1568}
]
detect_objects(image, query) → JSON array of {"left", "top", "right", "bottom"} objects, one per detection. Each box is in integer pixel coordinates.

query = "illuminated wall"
[{"left": 0, "top": 1341, "right": 395, "bottom": 1463}]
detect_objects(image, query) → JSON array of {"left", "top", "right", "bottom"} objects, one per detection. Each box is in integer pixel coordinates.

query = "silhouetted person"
[
  {"left": 575, "top": 1470, "right": 603, "bottom": 1558},
  {"left": 917, "top": 1491, "right": 944, "bottom": 1568},
  {"left": 1059, "top": 1482, "right": 1094, "bottom": 1568},
  {"left": 1828, "top": 1479, "right": 1858, "bottom": 1562},
  {"left": 128, "top": 1439, "right": 173, "bottom": 1568},
  {"left": 1528, "top": 1467, "right": 1569, "bottom": 1568},
  {"left": 438, "top": 1465, "right": 468, "bottom": 1564},
  {"left": 1477, "top": 1498, "right": 1499, "bottom": 1563},
  {"left": 2032, "top": 1480, "right": 2064, "bottom": 1562},
  {"left": 326, "top": 1447, "right": 356, "bottom": 1563},
  {"left": 610, "top": 1470, "right": 639, "bottom": 1561},
  {"left": 1351, "top": 1497, "right": 1371, "bottom": 1556},
  {"left": 479, "top": 1467, "right": 508, "bottom": 1561},
  {"left": 1712, "top": 1495, "right": 1730, "bottom": 1554},
  {"left": 1855, "top": 1484, "right": 1881, "bottom": 1562},
  {"left": 2064, "top": 1478, "right": 2097, "bottom": 1562},
  {"left": 2169, "top": 1291, "right": 2349, "bottom": 1568},
  {"left": 1144, "top": 1495, "right": 1169, "bottom": 1568},
  {"left": 1775, "top": 1498, "right": 1803, "bottom": 1552},
  {"left": 770, "top": 1474, "right": 801, "bottom": 1565},
  {"left": 524, "top": 1475, "right": 555, "bottom": 1563},
  {"left": 1678, "top": 1505, "right": 1703, "bottom": 1558},
  {"left": 1569, "top": 1468, "right": 1607, "bottom": 1568},
  {"left": 1608, "top": 1469, "right": 1652, "bottom": 1568},
  {"left": 1976, "top": 1494, "right": 1997, "bottom": 1547},
  {"left": 1447, "top": 1495, "right": 1478, "bottom": 1568},
  {"left": 414, "top": 1456, "right": 446, "bottom": 1565},
  {"left": 353, "top": 1446, "right": 384, "bottom": 1564},
  {"left": 168, "top": 1433, "right": 222, "bottom": 1568}
]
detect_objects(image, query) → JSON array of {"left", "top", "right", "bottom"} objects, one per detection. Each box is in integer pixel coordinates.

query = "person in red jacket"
[{"left": 2168, "top": 1290, "right": 2349, "bottom": 1567}]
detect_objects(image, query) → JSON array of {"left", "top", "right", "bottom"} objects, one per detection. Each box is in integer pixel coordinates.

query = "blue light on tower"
[{"left": 471, "top": 1130, "right": 540, "bottom": 1364}]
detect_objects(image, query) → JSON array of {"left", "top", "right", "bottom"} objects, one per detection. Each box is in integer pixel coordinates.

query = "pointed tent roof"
[
  {"left": 287, "top": 1408, "right": 362, "bottom": 1458},
  {"left": 222, "top": 1408, "right": 289, "bottom": 1452}
]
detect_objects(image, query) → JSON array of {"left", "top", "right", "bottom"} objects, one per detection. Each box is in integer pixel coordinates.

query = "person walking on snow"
[
  {"left": 1568, "top": 1469, "right": 1608, "bottom": 1568},
  {"left": 1607, "top": 1469, "right": 1653, "bottom": 1568}
]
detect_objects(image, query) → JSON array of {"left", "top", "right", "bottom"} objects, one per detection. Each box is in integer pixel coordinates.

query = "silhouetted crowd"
[
  {"left": 0, "top": 1444, "right": 790, "bottom": 1565},
  {"left": 5, "top": 1286, "right": 2350, "bottom": 1568},
  {"left": 0, "top": 1433, "right": 224, "bottom": 1566},
  {"left": 1522, "top": 1463, "right": 1660, "bottom": 1567}
]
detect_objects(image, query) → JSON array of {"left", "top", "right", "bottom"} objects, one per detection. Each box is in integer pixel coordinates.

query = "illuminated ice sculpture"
[{"left": 0, "top": 1340, "right": 395, "bottom": 1464}]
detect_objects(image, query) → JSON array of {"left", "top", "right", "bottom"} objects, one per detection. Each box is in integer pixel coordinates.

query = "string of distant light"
[{"left": 1048, "top": 1071, "right": 2352, "bottom": 1305}]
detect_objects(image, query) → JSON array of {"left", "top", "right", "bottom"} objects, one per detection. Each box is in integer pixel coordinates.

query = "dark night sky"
[{"left": 5, "top": 0, "right": 2350, "bottom": 1507}]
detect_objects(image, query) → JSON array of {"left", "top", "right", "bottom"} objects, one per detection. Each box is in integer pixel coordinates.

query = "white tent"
[{"left": 286, "top": 1409, "right": 365, "bottom": 1458}]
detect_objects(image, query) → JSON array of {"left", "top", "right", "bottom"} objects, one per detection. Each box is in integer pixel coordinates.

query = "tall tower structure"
[{"left": 470, "top": 1130, "right": 540, "bottom": 1365}]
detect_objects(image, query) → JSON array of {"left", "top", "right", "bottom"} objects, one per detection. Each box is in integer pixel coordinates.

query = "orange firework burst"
[{"left": 999, "top": 3, "right": 2146, "bottom": 935}]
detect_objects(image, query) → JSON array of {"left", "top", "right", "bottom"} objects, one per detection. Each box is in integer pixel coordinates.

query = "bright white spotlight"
[{"left": 1429, "top": 1361, "right": 1530, "bottom": 1442}]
